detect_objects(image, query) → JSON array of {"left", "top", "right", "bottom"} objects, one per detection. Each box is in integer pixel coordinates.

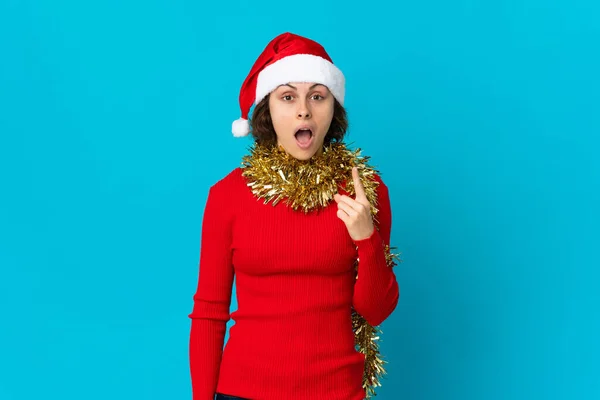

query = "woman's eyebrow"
[{"left": 279, "top": 83, "right": 325, "bottom": 90}]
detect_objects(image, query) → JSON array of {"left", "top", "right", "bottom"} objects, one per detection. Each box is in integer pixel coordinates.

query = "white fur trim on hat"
[
  {"left": 255, "top": 54, "right": 345, "bottom": 106},
  {"left": 232, "top": 117, "right": 250, "bottom": 137}
]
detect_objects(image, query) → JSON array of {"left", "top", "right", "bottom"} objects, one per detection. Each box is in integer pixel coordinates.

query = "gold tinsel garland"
[
  {"left": 353, "top": 245, "right": 402, "bottom": 398},
  {"left": 240, "top": 141, "right": 381, "bottom": 224},
  {"left": 240, "top": 141, "right": 402, "bottom": 399}
]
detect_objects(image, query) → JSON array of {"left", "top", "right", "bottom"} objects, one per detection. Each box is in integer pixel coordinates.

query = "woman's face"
[{"left": 268, "top": 82, "right": 335, "bottom": 160}]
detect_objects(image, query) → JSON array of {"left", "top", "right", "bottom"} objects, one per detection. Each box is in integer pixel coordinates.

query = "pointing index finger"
[{"left": 352, "top": 167, "right": 367, "bottom": 201}]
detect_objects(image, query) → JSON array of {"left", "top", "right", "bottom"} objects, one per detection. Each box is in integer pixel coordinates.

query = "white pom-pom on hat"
[
  {"left": 232, "top": 117, "right": 250, "bottom": 137},
  {"left": 232, "top": 32, "right": 345, "bottom": 138}
]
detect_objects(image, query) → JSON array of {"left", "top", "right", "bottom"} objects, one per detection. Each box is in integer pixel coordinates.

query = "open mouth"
[{"left": 294, "top": 128, "right": 314, "bottom": 148}]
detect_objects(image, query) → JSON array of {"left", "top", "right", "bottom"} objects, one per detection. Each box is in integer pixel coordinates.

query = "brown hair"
[{"left": 249, "top": 94, "right": 348, "bottom": 147}]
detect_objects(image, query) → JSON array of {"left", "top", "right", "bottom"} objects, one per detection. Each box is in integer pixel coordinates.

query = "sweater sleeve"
[
  {"left": 351, "top": 175, "right": 400, "bottom": 327},
  {"left": 188, "top": 182, "right": 235, "bottom": 400}
]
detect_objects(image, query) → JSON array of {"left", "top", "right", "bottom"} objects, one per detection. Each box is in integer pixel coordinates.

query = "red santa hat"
[{"left": 232, "top": 32, "right": 346, "bottom": 137}]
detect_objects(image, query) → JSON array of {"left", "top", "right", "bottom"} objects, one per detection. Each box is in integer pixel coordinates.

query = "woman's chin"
[{"left": 278, "top": 137, "right": 324, "bottom": 160}]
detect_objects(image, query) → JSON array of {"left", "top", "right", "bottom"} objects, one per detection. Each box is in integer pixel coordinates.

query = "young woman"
[{"left": 188, "top": 32, "right": 400, "bottom": 400}]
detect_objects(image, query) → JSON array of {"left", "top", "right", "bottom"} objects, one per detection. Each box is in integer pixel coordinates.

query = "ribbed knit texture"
[{"left": 188, "top": 167, "right": 399, "bottom": 400}]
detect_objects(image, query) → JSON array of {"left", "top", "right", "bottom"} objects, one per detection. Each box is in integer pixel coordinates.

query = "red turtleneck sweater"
[{"left": 188, "top": 167, "right": 399, "bottom": 400}]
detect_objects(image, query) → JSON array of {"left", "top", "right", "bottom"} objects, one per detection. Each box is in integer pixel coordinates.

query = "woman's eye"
[
  {"left": 282, "top": 95, "right": 293, "bottom": 101},
  {"left": 312, "top": 94, "right": 324, "bottom": 100}
]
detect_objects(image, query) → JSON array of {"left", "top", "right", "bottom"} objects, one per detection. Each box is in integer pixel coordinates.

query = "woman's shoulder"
[
  {"left": 373, "top": 171, "right": 387, "bottom": 187},
  {"left": 366, "top": 170, "right": 389, "bottom": 204},
  {"left": 209, "top": 167, "right": 246, "bottom": 192}
]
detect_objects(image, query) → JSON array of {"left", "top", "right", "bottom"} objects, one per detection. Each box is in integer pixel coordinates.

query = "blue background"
[{"left": 1, "top": 1, "right": 598, "bottom": 399}]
